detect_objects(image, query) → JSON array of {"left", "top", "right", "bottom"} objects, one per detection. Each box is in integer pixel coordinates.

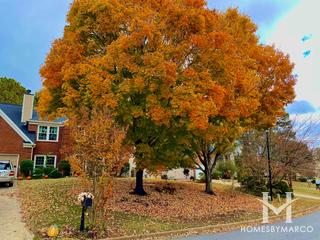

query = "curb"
[{"left": 101, "top": 205, "right": 320, "bottom": 240}]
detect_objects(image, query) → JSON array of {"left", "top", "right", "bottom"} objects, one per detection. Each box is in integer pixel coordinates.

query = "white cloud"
[{"left": 266, "top": 0, "right": 320, "bottom": 108}]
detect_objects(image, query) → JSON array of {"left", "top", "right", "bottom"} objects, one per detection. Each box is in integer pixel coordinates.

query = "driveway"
[
  {"left": 0, "top": 183, "right": 33, "bottom": 240},
  {"left": 178, "top": 211, "right": 320, "bottom": 240}
]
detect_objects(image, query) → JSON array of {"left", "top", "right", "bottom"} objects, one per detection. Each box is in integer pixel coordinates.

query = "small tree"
[{"left": 67, "top": 108, "right": 132, "bottom": 223}]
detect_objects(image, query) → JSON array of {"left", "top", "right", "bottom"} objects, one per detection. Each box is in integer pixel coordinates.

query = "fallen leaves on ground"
[
  {"left": 107, "top": 179, "right": 261, "bottom": 223},
  {"left": 16, "top": 178, "right": 260, "bottom": 239}
]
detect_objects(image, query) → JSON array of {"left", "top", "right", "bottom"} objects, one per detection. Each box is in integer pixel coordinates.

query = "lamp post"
[{"left": 266, "top": 129, "right": 273, "bottom": 201}]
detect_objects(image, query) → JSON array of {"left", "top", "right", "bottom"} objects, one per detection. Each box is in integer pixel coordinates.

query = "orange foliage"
[
  {"left": 38, "top": 1, "right": 296, "bottom": 185},
  {"left": 67, "top": 108, "right": 132, "bottom": 215},
  {"left": 67, "top": 109, "right": 131, "bottom": 177}
]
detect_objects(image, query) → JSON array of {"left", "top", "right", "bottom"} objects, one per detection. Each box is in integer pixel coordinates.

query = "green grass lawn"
[{"left": 292, "top": 181, "right": 320, "bottom": 198}]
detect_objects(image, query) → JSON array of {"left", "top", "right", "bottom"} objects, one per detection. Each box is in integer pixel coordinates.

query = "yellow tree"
[
  {"left": 68, "top": 108, "right": 131, "bottom": 220},
  {"left": 38, "top": 0, "right": 295, "bottom": 195}
]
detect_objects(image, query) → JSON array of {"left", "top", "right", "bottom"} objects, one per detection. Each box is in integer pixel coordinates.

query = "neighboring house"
[
  {"left": 127, "top": 147, "right": 238, "bottom": 181},
  {"left": 128, "top": 158, "right": 196, "bottom": 180},
  {"left": 0, "top": 92, "right": 68, "bottom": 177},
  {"left": 164, "top": 168, "right": 196, "bottom": 180}
]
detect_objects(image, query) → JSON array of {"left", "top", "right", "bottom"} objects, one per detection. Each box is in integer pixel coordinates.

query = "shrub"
[
  {"left": 298, "top": 177, "right": 307, "bottom": 182},
  {"left": 197, "top": 171, "right": 222, "bottom": 182},
  {"left": 43, "top": 167, "right": 56, "bottom": 176},
  {"left": 59, "top": 160, "right": 71, "bottom": 176},
  {"left": 161, "top": 174, "right": 168, "bottom": 180},
  {"left": 216, "top": 161, "right": 237, "bottom": 179},
  {"left": 240, "top": 176, "right": 268, "bottom": 196},
  {"left": 240, "top": 175, "right": 293, "bottom": 198},
  {"left": 20, "top": 160, "right": 33, "bottom": 177},
  {"left": 212, "top": 169, "right": 222, "bottom": 179},
  {"left": 273, "top": 181, "right": 293, "bottom": 197},
  {"left": 48, "top": 169, "right": 63, "bottom": 179},
  {"left": 32, "top": 168, "right": 44, "bottom": 179}
]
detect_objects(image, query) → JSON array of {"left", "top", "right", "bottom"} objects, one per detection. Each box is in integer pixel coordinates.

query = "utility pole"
[{"left": 266, "top": 129, "right": 273, "bottom": 201}]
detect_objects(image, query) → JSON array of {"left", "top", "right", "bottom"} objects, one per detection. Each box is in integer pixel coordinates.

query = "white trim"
[
  {"left": 36, "top": 125, "right": 60, "bottom": 142},
  {"left": 33, "top": 155, "right": 57, "bottom": 169},
  {"left": 48, "top": 155, "right": 57, "bottom": 168},
  {"left": 23, "top": 143, "right": 36, "bottom": 148},
  {"left": 33, "top": 155, "right": 45, "bottom": 169},
  {"left": 28, "top": 120, "right": 64, "bottom": 126},
  {"left": 0, "top": 109, "right": 34, "bottom": 144}
]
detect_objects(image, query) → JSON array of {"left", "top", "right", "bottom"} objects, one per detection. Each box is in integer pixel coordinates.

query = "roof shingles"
[
  {"left": 0, "top": 103, "right": 66, "bottom": 144},
  {"left": 0, "top": 103, "right": 36, "bottom": 142}
]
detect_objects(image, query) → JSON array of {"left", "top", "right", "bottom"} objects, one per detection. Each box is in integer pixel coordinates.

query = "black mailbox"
[
  {"left": 80, "top": 196, "right": 93, "bottom": 232},
  {"left": 84, "top": 197, "right": 92, "bottom": 207}
]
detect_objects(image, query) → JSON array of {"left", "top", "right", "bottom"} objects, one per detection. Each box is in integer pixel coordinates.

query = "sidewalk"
[
  {"left": 0, "top": 183, "right": 34, "bottom": 240},
  {"left": 215, "top": 179, "right": 320, "bottom": 200},
  {"left": 214, "top": 179, "right": 240, "bottom": 187},
  {"left": 294, "top": 193, "right": 320, "bottom": 200}
]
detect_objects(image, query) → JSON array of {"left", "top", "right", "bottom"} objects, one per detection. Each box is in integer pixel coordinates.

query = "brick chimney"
[{"left": 21, "top": 90, "right": 34, "bottom": 123}]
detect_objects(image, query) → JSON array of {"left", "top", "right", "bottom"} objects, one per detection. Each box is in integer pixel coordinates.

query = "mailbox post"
[{"left": 78, "top": 193, "right": 93, "bottom": 232}]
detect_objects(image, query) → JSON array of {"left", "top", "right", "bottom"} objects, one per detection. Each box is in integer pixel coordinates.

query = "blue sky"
[
  {"left": 0, "top": 0, "right": 72, "bottom": 91},
  {"left": 0, "top": 0, "right": 318, "bottom": 115}
]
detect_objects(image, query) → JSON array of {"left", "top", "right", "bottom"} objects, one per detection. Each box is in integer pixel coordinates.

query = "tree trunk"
[
  {"left": 205, "top": 168, "right": 214, "bottom": 195},
  {"left": 91, "top": 165, "right": 98, "bottom": 225},
  {"left": 133, "top": 169, "right": 147, "bottom": 195},
  {"left": 288, "top": 173, "right": 293, "bottom": 189}
]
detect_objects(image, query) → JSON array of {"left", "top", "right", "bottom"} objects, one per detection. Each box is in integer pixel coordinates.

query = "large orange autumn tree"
[
  {"left": 172, "top": 10, "right": 296, "bottom": 194},
  {"left": 38, "top": 0, "right": 296, "bottom": 195}
]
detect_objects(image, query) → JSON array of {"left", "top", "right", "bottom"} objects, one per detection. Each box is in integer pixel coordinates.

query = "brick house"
[{"left": 0, "top": 92, "right": 68, "bottom": 176}]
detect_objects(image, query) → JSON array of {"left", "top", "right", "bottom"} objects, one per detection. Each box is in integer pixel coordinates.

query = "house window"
[
  {"left": 37, "top": 126, "right": 59, "bottom": 141},
  {"left": 46, "top": 156, "right": 56, "bottom": 168},
  {"left": 38, "top": 126, "right": 48, "bottom": 140},
  {"left": 49, "top": 127, "right": 58, "bottom": 141},
  {"left": 34, "top": 155, "right": 57, "bottom": 168},
  {"left": 34, "top": 156, "right": 45, "bottom": 168}
]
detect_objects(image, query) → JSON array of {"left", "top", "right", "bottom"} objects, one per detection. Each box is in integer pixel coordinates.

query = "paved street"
[{"left": 179, "top": 211, "right": 320, "bottom": 240}]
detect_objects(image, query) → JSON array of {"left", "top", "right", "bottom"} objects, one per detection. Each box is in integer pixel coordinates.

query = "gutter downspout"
[{"left": 31, "top": 145, "right": 35, "bottom": 161}]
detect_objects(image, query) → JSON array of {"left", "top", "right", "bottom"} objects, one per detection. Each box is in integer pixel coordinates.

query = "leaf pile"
[{"left": 106, "top": 179, "right": 261, "bottom": 222}]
